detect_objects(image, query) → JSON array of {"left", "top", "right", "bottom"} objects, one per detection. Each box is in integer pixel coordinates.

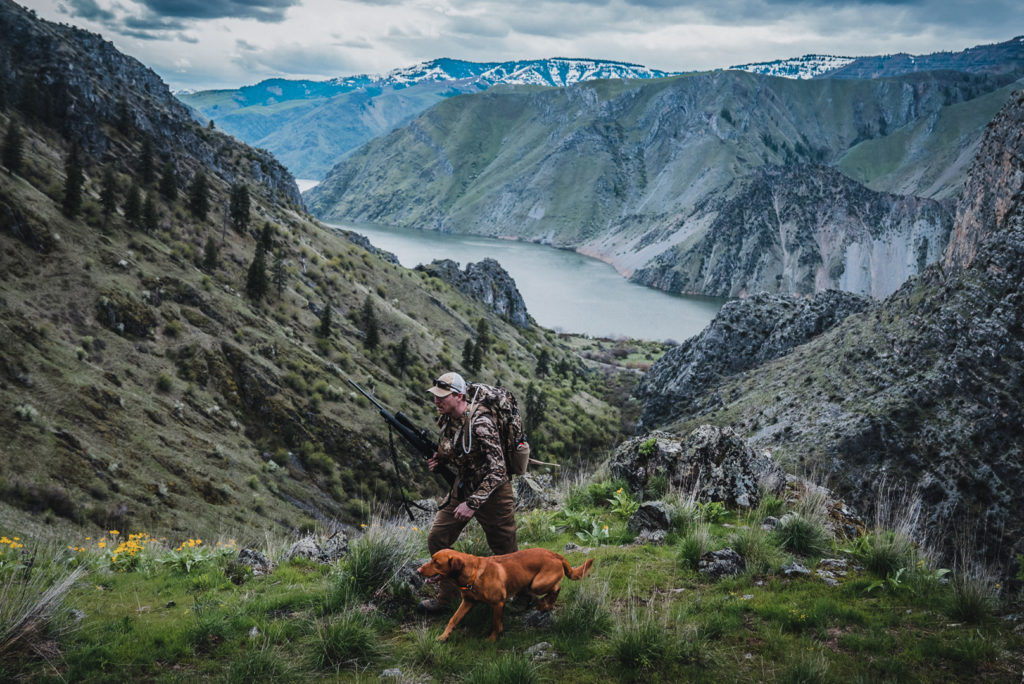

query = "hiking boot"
[{"left": 417, "top": 598, "right": 446, "bottom": 614}]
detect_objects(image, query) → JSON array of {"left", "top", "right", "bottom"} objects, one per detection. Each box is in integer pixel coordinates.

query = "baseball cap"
[{"left": 427, "top": 371, "right": 467, "bottom": 397}]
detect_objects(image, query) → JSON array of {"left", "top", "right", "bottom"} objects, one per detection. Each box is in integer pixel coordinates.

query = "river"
[{"left": 324, "top": 221, "right": 724, "bottom": 342}]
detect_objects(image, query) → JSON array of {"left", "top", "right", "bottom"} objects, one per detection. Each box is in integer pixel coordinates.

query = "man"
[{"left": 419, "top": 371, "right": 518, "bottom": 613}]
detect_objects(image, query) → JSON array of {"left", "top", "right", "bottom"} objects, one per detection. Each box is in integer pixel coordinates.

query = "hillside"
[
  {"left": 308, "top": 68, "right": 1014, "bottom": 298},
  {"left": 639, "top": 90, "right": 1024, "bottom": 574},
  {"left": 180, "top": 58, "right": 677, "bottom": 180},
  {"left": 0, "top": 0, "right": 632, "bottom": 542}
]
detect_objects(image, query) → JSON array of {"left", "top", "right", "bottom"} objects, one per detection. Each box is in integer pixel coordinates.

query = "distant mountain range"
[
  {"left": 180, "top": 58, "right": 677, "bottom": 179},
  {"left": 729, "top": 54, "right": 856, "bottom": 79}
]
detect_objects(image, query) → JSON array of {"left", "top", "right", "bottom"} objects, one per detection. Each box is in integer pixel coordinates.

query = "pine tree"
[
  {"left": 159, "top": 160, "right": 177, "bottom": 201},
  {"left": 361, "top": 295, "right": 379, "bottom": 350},
  {"left": 271, "top": 250, "right": 286, "bottom": 297},
  {"left": 246, "top": 242, "right": 268, "bottom": 302},
  {"left": 259, "top": 221, "right": 274, "bottom": 251},
  {"left": 524, "top": 382, "right": 548, "bottom": 436},
  {"left": 138, "top": 136, "right": 154, "bottom": 185},
  {"left": 142, "top": 192, "right": 158, "bottom": 233},
  {"left": 99, "top": 166, "right": 117, "bottom": 224},
  {"left": 116, "top": 96, "right": 131, "bottom": 131},
  {"left": 471, "top": 339, "right": 485, "bottom": 373},
  {"left": 318, "top": 300, "right": 332, "bottom": 337},
  {"left": 203, "top": 236, "right": 218, "bottom": 271},
  {"left": 229, "top": 183, "right": 250, "bottom": 232},
  {"left": 462, "top": 338, "right": 477, "bottom": 372},
  {"left": 2, "top": 119, "right": 23, "bottom": 175},
  {"left": 61, "top": 142, "right": 83, "bottom": 218},
  {"left": 123, "top": 182, "right": 141, "bottom": 229},
  {"left": 188, "top": 170, "right": 209, "bottom": 220},
  {"left": 535, "top": 348, "right": 551, "bottom": 377},
  {"left": 475, "top": 318, "right": 492, "bottom": 353},
  {"left": 393, "top": 336, "right": 411, "bottom": 378}
]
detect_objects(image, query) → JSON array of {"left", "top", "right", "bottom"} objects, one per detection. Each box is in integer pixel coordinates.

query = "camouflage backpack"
[{"left": 465, "top": 383, "right": 530, "bottom": 476}]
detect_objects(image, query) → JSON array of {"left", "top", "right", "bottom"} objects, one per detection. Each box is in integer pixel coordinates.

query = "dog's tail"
[{"left": 563, "top": 558, "right": 594, "bottom": 580}]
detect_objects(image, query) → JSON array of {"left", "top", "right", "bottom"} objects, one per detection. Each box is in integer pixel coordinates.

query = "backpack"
[{"left": 465, "top": 383, "right": 531, "bottom": 476}]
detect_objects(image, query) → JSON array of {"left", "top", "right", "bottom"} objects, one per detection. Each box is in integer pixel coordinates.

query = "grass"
[{"left": 2, "top": 494, "right": 1022, "bottom": 683}]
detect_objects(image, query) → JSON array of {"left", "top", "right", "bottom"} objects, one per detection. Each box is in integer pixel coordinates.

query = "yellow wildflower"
[
  {"left": 110, "top": 530, "right": 119, "bottom": 535},
  {"left": 98, "top": 542, "right": 106, "bottom": 549}
]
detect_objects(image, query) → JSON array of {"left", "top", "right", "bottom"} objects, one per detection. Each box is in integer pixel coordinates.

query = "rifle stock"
[{"left": 347, "top": 378, "right": 457, "bottom": 489}]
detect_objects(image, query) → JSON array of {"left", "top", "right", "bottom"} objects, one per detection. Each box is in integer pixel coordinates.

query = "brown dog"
[{"left": 417, "top": 547, "right": 594, "bottom": 641}]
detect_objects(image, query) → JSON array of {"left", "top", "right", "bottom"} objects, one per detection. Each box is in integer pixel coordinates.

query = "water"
[{"left": 327, "top": 221, "right": 724, "bottom": 342}]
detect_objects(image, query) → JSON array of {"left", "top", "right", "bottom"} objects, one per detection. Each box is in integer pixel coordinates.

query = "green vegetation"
[{"left": 3, "top": 476, "right": 1020, "bottom": 682}]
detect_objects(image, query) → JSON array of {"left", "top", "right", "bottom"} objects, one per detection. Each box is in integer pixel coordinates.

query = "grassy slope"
[
  {"left": 3, "top": 480, "right": 1021, "bottom": 682},
  {"left": 0, "top": 109, "right": 634, "bottom": 545},
  {"left": 835, "top": 79, "right": 1023, "bottom": 200}
]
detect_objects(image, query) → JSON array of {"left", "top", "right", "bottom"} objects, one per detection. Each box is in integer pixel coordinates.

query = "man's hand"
[
  {"left": 427, "top": 453, "right": 440, "bottom": 471},
  {"left": 453, "top": 502, "right": 475, "bottom": 522}
]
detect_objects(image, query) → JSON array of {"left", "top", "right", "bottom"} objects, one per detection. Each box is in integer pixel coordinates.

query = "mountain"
[
  {"left": 730, "top": 36, "right": 1024, "bottom": 81},
  {"left": 729, "top": 54, "right": 856, "bottom": 79},
  {"left": 0, "top": 0, "right": 631, "bottom": 540},
  {"left": 179, "top": 58, "right": 677, "bottom": 179},
  {"left": 822, "top": 35, "right": 1024, "bottom": 79},
  {"left": 637, "top": 90, "right": 1024, "bottom": 572},
  {"left": 308, "top": 68, "right": 1017, "bottom": 298}
]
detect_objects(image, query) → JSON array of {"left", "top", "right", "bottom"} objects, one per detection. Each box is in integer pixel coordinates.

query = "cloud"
[
  {"left": 63, "top": 0, "right": 116, "bottom": 22},
  {"left": 137, "top": 0, "right": 300, "bottom": 22}
]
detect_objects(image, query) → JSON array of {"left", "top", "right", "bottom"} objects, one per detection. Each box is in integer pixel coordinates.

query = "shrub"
[
  {"left": 13, "top": 404, "right": 39, "bottom": 422},
  {"left": 678, "top": 522, "right": 715, "bottom": 570},
  {"left": 464, "top": 653, "right": 540, "bottom": 684},
  {"left": 310, "top": 613, "right": 382, "bottom": 670},
  {"left": 776, "top": 512, "right": 832, "bottom": 557},
  {"left": 155, "top": 373, "right": 173, "bottom": 392},
  {"left": 227, "top": 641, "right": 288, "bottom": 682},
  {"left": 332, "top": 521, "right": 420, "bottom": 604},
  {"left": 727, "top": 524, "right": 781, "bottom": 575},
  {"left": 518, "top": 509, "right": 558, "bottom": 544},
  {"left": 610, "top": 609, "right": 676, "bottom": 673},
  {"left": 554, "top": 580, "right": 613, "bottom": 638},
  {"left": 0, "top": 542, "right": 86, "bottom": 662},
  {"left": 845, "top": 530, "right": 916, "bottom": 578},
  {"left": 946, "top": 564, "right": 998, "bottom": 624}
]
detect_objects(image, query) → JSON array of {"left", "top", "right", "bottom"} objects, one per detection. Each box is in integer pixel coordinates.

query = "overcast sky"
[{"left": 22, "top": 0, "right": 1024, "bottom": 92}]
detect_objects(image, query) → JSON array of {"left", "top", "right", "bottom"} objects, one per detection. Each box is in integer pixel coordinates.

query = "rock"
[
  {"left": 635, "top": 529, "right": 667, "bottom": 546},
  {"left": 523, "top": 610, "right": 554, "bottom": 630},
  {"left": 761, "top": 516, "right": 780, "bottom": 530},
  {"left": 283, "top": 536, "right": 321, "bottom": 562},
  {"left": 515, "top": 474, "right": 556, "bottom": 510},
  {"left": 781, "top": 562, "right": 811, "bottom": 577},
  {"left": 609, "top": 426, "right": 785, "bottom": 509},
  {"left": 698, "top": 548, "right": 745, "bottom": 578},
  {"left": 320, "top": 531, "right": 349, "bottom": 562},
  {"left": 525, "top": 641, "right": 558, "bottom": 662},
  {"left": 95, "top": 292, "right": 158, "bottom": 339},
  {"left": 817, "top": 558, "right": 850, "bottom": 574},
  {"left": 380, "top": 668, "right": 403, "bottom": 679},
  {"left": 228, "top": 548, "right": 275, "bottom": 583},
  {"left": 415, "top": 258, "right": 530, "bottom": 327},
  {"left": 816, "top": 569, "right": 841, "bottom": 587},
  {"left": 627, "top": 501, "right": 672, "bottom": 534}
]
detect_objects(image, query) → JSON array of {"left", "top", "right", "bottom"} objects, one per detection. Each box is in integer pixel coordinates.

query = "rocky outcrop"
[
  {"left": 631, "top": 165, "right": 953, "bottom": 298},
  {"left": 0, "top": 0, "right": 300, "bottom": 206},
  {"left": 636, "top": 290, "right": 872, "bottom": 427},
  {"left": 415, "top": 258, "right": 530, "bottom": 327},
  {"left": 945, "top": 90, "right": 1024, "bottom": 270},
  {"left": 609, "top": 427, "right": 786, "bottom": 509},
  {"left": 650, "top": 92, "right": 1024, "bottom": 575}
]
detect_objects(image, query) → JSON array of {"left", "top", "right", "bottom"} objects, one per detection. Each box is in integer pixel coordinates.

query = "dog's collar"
[{"left": 459, "top": 568, "right": 481, "bottom": 592}]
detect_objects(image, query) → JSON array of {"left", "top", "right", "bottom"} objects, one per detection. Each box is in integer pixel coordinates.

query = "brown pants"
[{"left": 427, "top": 480, "right": 518, "bottom": 602}]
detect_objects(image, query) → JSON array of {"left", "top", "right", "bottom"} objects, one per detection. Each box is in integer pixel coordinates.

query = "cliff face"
[
  {"left": 630, "top": 165, "right": 952, "bottom": 298},
  {"left": 945, "top": 90, "right": 1024, "bottom": 270},
  {"left": 642, "top": 90, "right": 1024, "bottom": 572},
  {"left": 0, "top": 0, "right": 300, "bottom": 206},
  {"left": 415, "top": 258, "right": 531, "bottom": 328}
]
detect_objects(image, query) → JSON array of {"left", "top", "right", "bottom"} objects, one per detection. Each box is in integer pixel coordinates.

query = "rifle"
[{"left": 347, "top": 378, "right": 457, "bottom": 519}]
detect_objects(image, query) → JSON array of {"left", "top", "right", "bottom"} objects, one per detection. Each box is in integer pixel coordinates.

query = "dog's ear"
[{"left": 448, "top": 556, "right": 463, "bottom": 573}]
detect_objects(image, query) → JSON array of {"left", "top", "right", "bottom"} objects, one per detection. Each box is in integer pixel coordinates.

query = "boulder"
[
  {"left": 698, "top": 548, "right": 745, "bottom": 578},
  {"left": 627, "top": 501, "right": 672, "bottom": 534},
  {"left": 515, "top": 474, "right": 556, "bottom": 510},
  {"left": 609, "top": 426, "right": 785, "bottom": 508},
  {"left": 416, "top": 258, "right": 530, "bottom": 327}
]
